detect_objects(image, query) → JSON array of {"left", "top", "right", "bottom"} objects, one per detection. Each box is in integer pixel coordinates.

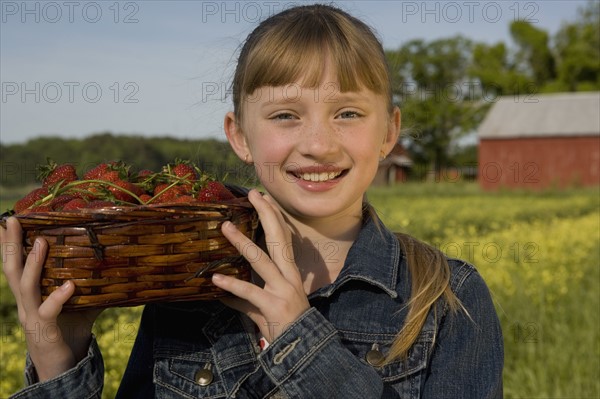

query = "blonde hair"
[
  {"left": 232, "top": 4, "right": 461, "bottom": 364},
  {"left": 231, "top": 4, "right": 393, "bottom": 122}
]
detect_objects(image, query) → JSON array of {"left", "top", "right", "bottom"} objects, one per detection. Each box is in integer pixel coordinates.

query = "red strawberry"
[
  {"left": 92, "top": 169, "right": 142, "bottom": 203},
  {"left": 153, "top": 184, "right": 186, "bottom": 203},
  {"left": 23, "top": 204, "right": 53, "bottom": 214},
  {"left": 98, "top": 170, "right": 122, "bottom": 183},
  {"left": 38, "top": 159, "right": 78, "bottom": 189},
  {"left": 196, "top": 182, "right": 235, "bottom": 202},
  {"left": 172, "top": 162, "right": 197, "bottom": 181},
  {"left": 84, "top": 161, "right": 129, "bottom": 180},
  {"left": 13, "top": 187, "right": 49, "bottom": 214},
  {"left": 173, "top": 195, "right": 195, "bottom": 203},
  {"left": 84, "top": 163, "right": 110, "bottom": 180},
  {"left": 62, "top": 198, "right": 88, "bottom": 211},
  {"left": 47, "top": 194, "right": 78, "bottom": 211},
  {"left": 108, "top": 180, "right": 142, "bottom": 203},
  {"left": 139, "top": 194, "right": 153, "bottom": 204},
  {"left": 85, "top": 200, "right": 116, "bottom": 209},
  {"left": 134, "top": 169, "right": 154, "bottom": 183}
]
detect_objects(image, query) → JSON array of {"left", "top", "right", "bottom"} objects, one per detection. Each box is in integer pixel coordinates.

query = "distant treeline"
[{"left": 0, "top": 132, "right": 256, "bottom": 188}]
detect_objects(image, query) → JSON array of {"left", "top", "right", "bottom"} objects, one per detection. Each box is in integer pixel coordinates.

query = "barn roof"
[{"left": 478, "top": 92, "right": 600, "bottom": 139}]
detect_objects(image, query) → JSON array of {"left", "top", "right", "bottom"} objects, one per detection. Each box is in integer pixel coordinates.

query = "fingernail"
[
  {"left": 223, "top": 221, "right": 236, "bottom": 232},
  {"left": 212, "top": 273, "right": 224, "bottom": 282},
  {"left": 60, "top": 281, "right": 71, "bottom": 291}
]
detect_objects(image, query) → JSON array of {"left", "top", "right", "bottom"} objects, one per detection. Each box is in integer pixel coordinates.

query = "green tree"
[
  {"left": 387, "top": 37, "right": 487, "bottom": 176},
  {"left": 468, "top": 41, "right": 532, "bottom": 97},
  {"left": 553, "top": 1, "right": 600, "bottom": 91},
  {"left": 510, "top": 20, "right": 557, "bottom": 87}
]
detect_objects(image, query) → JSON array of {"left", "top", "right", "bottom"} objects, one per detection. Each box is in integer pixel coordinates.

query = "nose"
[{"left": 297, "top": 118, "right": 340, "bottom": 160}]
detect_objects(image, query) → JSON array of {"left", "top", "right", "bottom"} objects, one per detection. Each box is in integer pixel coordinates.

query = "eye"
[
  {"left": 337, "top": 110, "right": 361, "bottom": 119},
  {"left": 271, "top": 112, "right": 296, "bottom": 120}
]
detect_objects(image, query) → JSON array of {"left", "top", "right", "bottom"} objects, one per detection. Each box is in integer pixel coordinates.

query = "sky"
[{"left": 0, "top": 0, "right": 590, "bottom": 144}]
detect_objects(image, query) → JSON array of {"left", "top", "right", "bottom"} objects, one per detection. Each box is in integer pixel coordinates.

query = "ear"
[
  {"left": 381, "top": 106, "right": 401, "bottom": 156},
  {"left": 224, "top": 111, "right": 252, "bottom": 163}
]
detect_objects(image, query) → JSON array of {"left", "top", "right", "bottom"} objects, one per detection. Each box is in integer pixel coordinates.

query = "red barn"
[
  {"left": 373, "top": 143, "right": 413, "bottom": 185},
  {"left": 478, "top": 92, "right": 600, "bottom": 190}
]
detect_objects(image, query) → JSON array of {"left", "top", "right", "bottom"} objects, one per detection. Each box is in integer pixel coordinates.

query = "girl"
[{"left": 1, "top": 4, "right": 503, "bottom": 398}]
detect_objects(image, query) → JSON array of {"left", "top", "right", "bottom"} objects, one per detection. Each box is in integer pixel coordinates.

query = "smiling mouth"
[{"left": 290, "top": 170, "right": 347, "bottom": 182}]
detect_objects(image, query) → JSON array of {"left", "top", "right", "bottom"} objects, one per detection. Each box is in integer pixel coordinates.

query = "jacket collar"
[{"left": 309, "top": 215, "right": 401, "bottom": 299}]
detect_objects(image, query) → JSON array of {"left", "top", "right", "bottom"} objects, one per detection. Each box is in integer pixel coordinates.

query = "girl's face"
[{"left": 226, "top": 67, "right": 400, "bottom": 223}]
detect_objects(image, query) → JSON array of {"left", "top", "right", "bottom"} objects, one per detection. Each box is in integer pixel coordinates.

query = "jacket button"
[
  {"left": 195, "top": 364, "right": 214, "bottom": 386},
  {"left": 366, "top": 344, "right": 385, "bottom": 366}
]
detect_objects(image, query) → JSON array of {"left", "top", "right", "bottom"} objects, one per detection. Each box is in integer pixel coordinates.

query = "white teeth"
[{"left": 299, "top": 171, "right": 342, "bottom": 182}]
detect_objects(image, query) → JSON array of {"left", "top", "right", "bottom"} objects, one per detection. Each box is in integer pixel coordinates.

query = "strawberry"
[
  {"left": 153, "top": 183, "right": 186, "bottom": 203},
  {"left": 83, "top": 163, "right": 111, "bottom": 180},
  {"left": 13, "top": 187, "right": 49, "bottom": 214},
  {"left": 98, "top": 170, "right": 122, "bottom": 183},
  {"left": 108, "top": 180, "right": 142, "bottom": 203},
  {"left": 47, "top": 194, "right": 78, "bottom": 211},
  {"left": 196, "top": 182, "right": 235, "bottom": 202},
  {"left": 85, "top": 200, "right": 116, "bottom": 209},
  {"left": 90, "top": 169, "right": 142, "bottom": 203},
  {"left": 139, "top": 194, "right": 153, "bottom": 204},
  {"left": 172, "top": 161, "right": 197, "bottom": 181},
  {"left": 38, "top": 159, "right": 78, "bottom": 189},
  {"left": 62, "top": 198, "right": 88, "bottom": 211},
  {"left": 134, "top": 169, "right": 154, "bottom": 183},
  {"left": 84, "top": 160, "right": 129, "bottom": 180},
  {"left": 173, "top": 195, "right": 195, "bottom": 203},
  {"left": 28, "top": 205, "right": 53, "bottom": 213}
]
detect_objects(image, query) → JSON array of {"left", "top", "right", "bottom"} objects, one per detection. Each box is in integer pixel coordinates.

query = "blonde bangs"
[{"left": 233, "top": 5, "right": 392, "bottom": 119}]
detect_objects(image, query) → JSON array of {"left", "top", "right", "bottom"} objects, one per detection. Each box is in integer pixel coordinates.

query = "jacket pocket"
[
  {"left": 154, "top": 350, "right": 227, "bottom": 399},
  {"left": 340, "top": 329, "right": 434, "bottom": 396}
]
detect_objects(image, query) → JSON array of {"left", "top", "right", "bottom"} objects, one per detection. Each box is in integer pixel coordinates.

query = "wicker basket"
[{"left": 0, "top": 199, "right": 258, "bottom": 310}]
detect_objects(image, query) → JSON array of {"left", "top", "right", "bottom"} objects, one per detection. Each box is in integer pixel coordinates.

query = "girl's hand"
[
  {"left": 0, "top": 217, "right": 102, "bottom": 382},
  {"left": 212, "top": 189, "right": 310, "bottom": 343}
]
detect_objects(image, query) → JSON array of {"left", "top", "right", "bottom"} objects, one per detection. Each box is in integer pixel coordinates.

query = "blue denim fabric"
[{"left": 12, "top": 215, "right": 503, "bottom": 398}]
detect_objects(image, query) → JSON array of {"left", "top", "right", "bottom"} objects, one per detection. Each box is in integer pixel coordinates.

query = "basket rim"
[{"left": 1, "top": 197, "right": 255, "bottom": 228}]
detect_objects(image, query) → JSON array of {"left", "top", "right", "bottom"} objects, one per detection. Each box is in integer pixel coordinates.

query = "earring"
[{"left": 379, "top": 150, "right": 386, "bottom": 161}]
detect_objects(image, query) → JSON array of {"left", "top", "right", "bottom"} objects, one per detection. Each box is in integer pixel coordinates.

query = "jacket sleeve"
[
  {"left": 248, "top": 307, "right": 390, "bottom": 399},
  {"left": 421, "top": 267, "right": 504, "bottom": 398},
  {"left": 10, "top": 336, "right": 104, "bottom": 399}
]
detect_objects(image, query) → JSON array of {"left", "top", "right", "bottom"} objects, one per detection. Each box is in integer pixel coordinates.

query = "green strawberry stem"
[{"left": 30, "top": 179, "right": 144, "bottom": 209}]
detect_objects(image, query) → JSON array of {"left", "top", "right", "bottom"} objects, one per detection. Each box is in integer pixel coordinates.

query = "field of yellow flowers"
[{"left": 1, "top": 183, "right": 598, "bottom": 398}]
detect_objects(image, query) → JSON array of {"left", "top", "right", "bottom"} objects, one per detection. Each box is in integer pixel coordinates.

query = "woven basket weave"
[{"left": 1, "top": 199, "right": 258, "bottom": 310}]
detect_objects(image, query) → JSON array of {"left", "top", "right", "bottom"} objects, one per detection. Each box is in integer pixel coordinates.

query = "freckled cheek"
[{"left": 250, "top": 138, "right": 292, "bottom": 167}]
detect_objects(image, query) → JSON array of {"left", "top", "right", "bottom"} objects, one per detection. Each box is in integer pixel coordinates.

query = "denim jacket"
[{"left": 11, "top": 215, "right": 503, "bottom": 398}]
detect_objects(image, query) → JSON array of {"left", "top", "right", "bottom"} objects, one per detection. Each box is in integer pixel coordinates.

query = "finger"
[
  {"left": 2, "top": 218, "right": 25, "bottom": 307},
  {"left": 2, "top": 217, "right": 24, "bottom": 279},
  {"left": 248, "top": 190, "right": 291, "bottom": 245},
  {"left": 20, "top": 238, "right": 46, "bottom": 314},
  {"left": 249, "top": 191, "right": 298, "bottom": 281},
  {"left": 212, "top": 273, "right": 273, "bottom": 310},
  {"left": 221, "top": 220, "right": 286, "bottom": 286},
  {"left": 39, "top": 280, "right": 74, "bottom": 321}
]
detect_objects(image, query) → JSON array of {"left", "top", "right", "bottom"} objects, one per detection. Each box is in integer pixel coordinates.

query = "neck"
[{"left": 279, "top": 204, "right": 365, "bottom": 294}]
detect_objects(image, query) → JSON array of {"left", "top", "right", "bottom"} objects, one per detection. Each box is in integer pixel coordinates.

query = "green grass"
[
  {"left": 1, "top": 183, "right": 599, "bottom": 397},
  {"left": 368, "top": 183, "right": 600, "bottom": 398}
]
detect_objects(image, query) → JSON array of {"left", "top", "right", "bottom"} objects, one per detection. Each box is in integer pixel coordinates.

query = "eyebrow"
[{"left": 257, "top": 88, "right": 371, "bottom": 108}]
